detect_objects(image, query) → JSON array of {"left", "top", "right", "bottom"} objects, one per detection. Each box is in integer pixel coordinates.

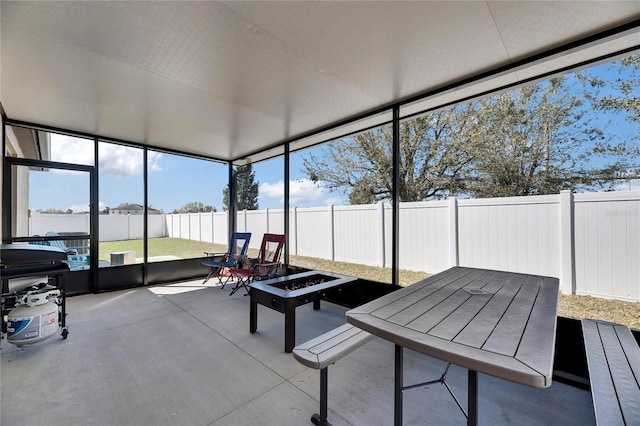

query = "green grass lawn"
[
  {"left": 99, "top": 237, "right": 214, "bottom": 261},
  {"left": 99, "top": 237, "right": 640, "bottom": 329}
]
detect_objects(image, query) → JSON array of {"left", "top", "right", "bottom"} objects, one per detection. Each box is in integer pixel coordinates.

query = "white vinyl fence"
[
  {"left": 30, "top": 213, "right": 168, "bottom": 241},
  {"left": 30, "top": 190, "right": 640, "bottom": 301}
]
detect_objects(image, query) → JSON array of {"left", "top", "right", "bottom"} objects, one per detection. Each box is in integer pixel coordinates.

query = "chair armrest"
[
  {"left": 204, "top": 251, "right": 227, "bottom": 256},
  {"left": 204, "top": 252, "right": 228, "bottom": 262},
  {"left": 242, "top": 257, "right": 259, "bottom": 269},
  {"left": 254, "top": 262, "right": 281, "bottom": 276}
]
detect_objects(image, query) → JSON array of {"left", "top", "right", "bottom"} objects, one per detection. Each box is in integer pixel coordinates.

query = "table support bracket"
[{"left": 402, "top": 362, "right": 469, "bottom": 421}]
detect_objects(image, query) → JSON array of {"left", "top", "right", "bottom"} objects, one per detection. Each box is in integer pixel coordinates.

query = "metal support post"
[
  {"left": 468, "top": 370, "right": 478, "bottom": 426},
  {"left": 311, "top": 367, "right": 332, "bottom": 426},
  {"left": 395, "top": 344, "right": 403, "bottom": 426}
]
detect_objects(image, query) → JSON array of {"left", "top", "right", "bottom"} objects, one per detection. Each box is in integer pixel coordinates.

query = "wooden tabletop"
[{"left": 347, "top": 267, "right": 559, "bottom": 388}]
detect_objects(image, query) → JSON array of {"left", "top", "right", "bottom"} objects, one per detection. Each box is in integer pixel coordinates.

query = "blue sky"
[
  {"left": 30, "top": 60, "right": 639, "bottom": 213},
  {"left": 29, "top": 137, "right": 347, "bottom": 213}
]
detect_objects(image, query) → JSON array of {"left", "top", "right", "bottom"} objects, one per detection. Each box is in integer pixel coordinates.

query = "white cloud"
[
  {"left": 260, "top": 179, "right": 342, "bottom": 208},
  {"left": 49, "top": 134, "right": 161, "bottom": 177},
  {"left": 99, "top": 144, "right": 162, "bottom": 177},
  {"left": 50, "top": 134, "right": 94, "bottom": 166},
  {"left": 68, "top": 204, "right": 89, "bottom": 213}
]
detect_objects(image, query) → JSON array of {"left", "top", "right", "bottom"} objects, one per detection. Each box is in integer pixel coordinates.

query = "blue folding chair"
[
  {"left": 32, "top": 232, "right": 91, "bottom": 270},
  {"left": 201, "top": 232, "right": 251, "bottom": 286},
  {"left": 44, "top": 231, "right": 85, "bottom": 255}
]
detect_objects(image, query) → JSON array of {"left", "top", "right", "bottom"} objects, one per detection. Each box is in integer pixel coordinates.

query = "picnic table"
[{"left": 346, "top": 266, "right": 559, "bottom": 426}]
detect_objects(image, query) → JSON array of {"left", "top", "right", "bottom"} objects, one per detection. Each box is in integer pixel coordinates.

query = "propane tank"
[{"left": 6, "top": 289, "right": 60, "bottom": 346}]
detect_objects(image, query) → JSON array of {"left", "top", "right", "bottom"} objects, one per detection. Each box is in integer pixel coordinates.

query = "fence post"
[
  {"left": 292, "top": 207, "right": 298, "bottom": 256},
  {"left": 379, "top": 202, "right": 386, "bottom": 268},
  {"left": 560, "top": 190, "right": 576, "bottom": 295},
  {"left": 449, "top": 197, "right": 459, "bottom": 267},
  {"left": 265, "top": 208, "right": 270, "bottom": 232},
  {"left": 329, "top": 205, "right": 335, "bottom": 261},
  {"left": 211, "top": 211, "right": 215, "bottom": 244}
]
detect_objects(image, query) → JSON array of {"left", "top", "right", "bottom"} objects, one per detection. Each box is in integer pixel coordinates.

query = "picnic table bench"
[
  {"left": 293, "top": 323, "right": 374, "bottom": 426},
  {"left": 582, "top": 319, "right": 640, "bottom": 425}
]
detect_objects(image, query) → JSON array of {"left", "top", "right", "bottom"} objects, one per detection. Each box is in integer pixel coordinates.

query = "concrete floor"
[{"left": 1, "top": 279, "right": 596, "bottom": 426}]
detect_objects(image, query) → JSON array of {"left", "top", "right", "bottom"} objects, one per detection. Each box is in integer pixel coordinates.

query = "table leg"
[
  {"left": 467, "top": 370, "right": 478, "bottom": 426},
  {"left": 395, "top": 344, "right": 403, "bottom": 426},
  {"left": 310, "top": 367, "right": 331, "bottom": 426},
  {"left": 284, "top": 301, "right": 296, "bottom": 353},
  {"left": 250, "top": 294, "right": 257, "bottom": 334},
  {"left": 313, "top": 298, "right": 321, "bottom": 310}
]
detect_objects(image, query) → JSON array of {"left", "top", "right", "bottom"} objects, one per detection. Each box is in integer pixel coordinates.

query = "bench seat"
[
  {"left": 293, "top": 323, "right": 374, "bottom": 426},
  {"left": 582, "top": 319, "right": 640, "bottom": 426},
  {"left": 293, "top": 323, "right": 374, "bottom": 369}
]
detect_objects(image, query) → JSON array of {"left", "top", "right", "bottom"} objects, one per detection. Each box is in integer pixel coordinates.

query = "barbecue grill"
[{"left": 1, "top": 244, "right": 69, "bottom": 348}]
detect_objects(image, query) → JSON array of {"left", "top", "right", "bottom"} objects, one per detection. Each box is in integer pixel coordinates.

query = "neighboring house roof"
[
  {"left": 112, "top": 204, "right": 144, "bottom": 211},
  {"left": 112, "top": 204, "right": 160, "bottom": 214}
]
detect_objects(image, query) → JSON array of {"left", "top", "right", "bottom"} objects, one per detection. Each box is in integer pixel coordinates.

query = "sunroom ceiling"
[{"left": 1, "top": 1, "right": 640, "bottom": 163}]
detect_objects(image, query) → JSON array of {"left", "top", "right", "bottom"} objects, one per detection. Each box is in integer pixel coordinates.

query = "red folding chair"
[{"left": 227, "top": 233, "right": 285, "bottom": 295}]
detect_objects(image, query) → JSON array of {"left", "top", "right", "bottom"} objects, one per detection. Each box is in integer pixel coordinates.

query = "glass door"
[
  {"left": 19, "top": 163, "right": 91, "bottom": 260},
  {"left": 3, "top": 128, "right": 96, "bottom": 294}
]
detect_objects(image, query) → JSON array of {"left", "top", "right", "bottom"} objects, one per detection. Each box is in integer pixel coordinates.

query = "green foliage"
[
  {"left": 223, "top": 169, "right": 259, "bottom": 211},
  {"left": 172, "top": 201, "right": 216, "bottom": 214},
  {"left": 466, "top": 78, "right": 591, "bottom": 197},
  {"left": 35, "top": 208, "right": 69, "bottom": 214}
]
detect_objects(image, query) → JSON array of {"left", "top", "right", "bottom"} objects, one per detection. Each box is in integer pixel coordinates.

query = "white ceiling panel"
[
  {"left": 227, "top": 2, "right": 508, "bottom": 102},
  {"left": 1, "top": 1, "right": 639, "bottom": 162},
  {"left": 488, "top": 1, "right": 640, "bottom": 59}
]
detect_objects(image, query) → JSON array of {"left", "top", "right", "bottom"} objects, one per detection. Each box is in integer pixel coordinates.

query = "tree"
[
  {"left": 303, "top": 62, "right": 640, "bottom": 202},
  {"left": 303, "top": 108, "right": 478, "bottom": 204},
  {"left": 579, "top": 55, "right": 640, "bottom": 125},
  {"left": 172, "top": 201, "right": 216, "bottom": 214},
  {"left": 39, "top": 208, "right": 68, "bottom": 214},
  {"left": 464, "top": 78, "right": 609, "bottom": 197},
  {"left": 576, "top": 55, "right": 640, "bottom": 184},
  {"left": 223, "top": 169, "right": 259, "bottom": 211}
]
